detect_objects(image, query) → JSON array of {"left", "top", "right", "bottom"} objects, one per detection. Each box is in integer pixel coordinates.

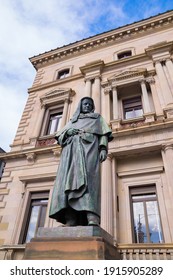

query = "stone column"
[
  {"left": 112, "top": 157, "right": 118, "bottom": 241},
  {"left": 165, "top": 58, "right": 173, "bottom": 89},
  {"left": 101, "top": 155, "right": 114, "bottom": 235},
  {"left": 85, "top": 78, "right": 92, "bottom": 97},
  {"left": 139, "top": 78, "right": 151, "bottom": 113},
  {"left": 103, "top": 87, "right": 111, "bottom": 123},
  {"left": 140, "top": 78, "right": 155, "bottom": 122},
  {"left": 146, "top": 77, "right": 164, "bottom": 119},
  {"left": 60, "top": 98, "right": 69, "bottom": 129},
  {"left": 92, "top": 76, "right": 101, "bottom": 113},
  {"left": 161, "top": 144, "right": 173, "bottom": 240},
  {"left": 161, "top": 144, "right": 173, "bottom": 197},
  {"left": 33, "top": 105, "right": 46, "bottom": 137},
  {"left": 155, "top": 60, "right": 173, "bottom": 105},
  {"left": 112, "top": 86, "right": 119, "bottom": 120}
]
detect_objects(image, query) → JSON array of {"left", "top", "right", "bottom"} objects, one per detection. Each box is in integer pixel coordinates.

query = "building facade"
[
  {"left": 0, "top": 148, "right": 5, "bottom": 181},
  {"left": 0, "top": 10, "right": 173, "bottom": 260}
]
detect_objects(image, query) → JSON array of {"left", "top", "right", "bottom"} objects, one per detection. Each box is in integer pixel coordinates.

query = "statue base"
[{"left": 23, "top": 226, "right": 120, "bottom": 260}]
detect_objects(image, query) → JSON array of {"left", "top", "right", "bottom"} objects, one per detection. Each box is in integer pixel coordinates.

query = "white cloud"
[{"left": 0, "top": 0, "right": 172, "bottom": 151}]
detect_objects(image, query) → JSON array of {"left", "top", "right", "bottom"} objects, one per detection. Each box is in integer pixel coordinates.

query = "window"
[
  {"left": 117, "top": 50, "right": 132, "bottom": 60},
  {"left": 130, "top": 186, "right": 163, "bottom": 243},
  {"left": 57, "top": 69, "right": 70, "bottom": 79},
  {"left": 46, "top": 111, "right": 62, "bottom": 135},
  {"left": 22, "top": 192, "right": 49, "bottom": 243},
  {"left": 123, "top": 96, "right": 143, "bottom": 119}
]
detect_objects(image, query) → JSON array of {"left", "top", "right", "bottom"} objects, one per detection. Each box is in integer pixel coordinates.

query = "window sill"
[
  {"left": 38, "top": 134, "right": 56, "bottom": 140},
  {"left": 121, "top": 116, "right": 145, "bottom": 124},
  {"left": 37, "top": 134, "right": 57, "bottom": 147}
]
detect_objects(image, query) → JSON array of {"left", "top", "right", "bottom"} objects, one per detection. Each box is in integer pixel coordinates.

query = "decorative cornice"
[
  {"left": 40, "top": 88, "right": 75, "bottom": 107},
  {"left": 0, "top": 146, "right": 61, "bottom": 161},
  {"left": 29, "top": 11, "right": 173, "bottom": 70},
  {"left": 145, "top": 41, "right": 173, "bottom": 60},
  {"left": 108, "top": 68, "right": 147, "bottom": 82},
  {"left": 102, "top": 68, "right": 155, "bottom": 90},
  {"left": 28, "top": 73, "right": 82, "bottom": 93},
  {"left": 80, "top": 60, "right": 104, "bottom": 75}
]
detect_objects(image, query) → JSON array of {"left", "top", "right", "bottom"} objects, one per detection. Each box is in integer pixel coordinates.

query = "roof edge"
[{"left": 29, "top": 9, "right": 173, "bottom": 70}]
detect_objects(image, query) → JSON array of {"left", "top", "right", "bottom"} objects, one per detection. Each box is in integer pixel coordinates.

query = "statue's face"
[{"left": 81, "top": 98, "right": 93, "bottom": 114}]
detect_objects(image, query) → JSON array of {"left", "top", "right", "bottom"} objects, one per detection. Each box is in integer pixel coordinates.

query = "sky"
[{"left": 0, "top": 0, "right": 173, "bottom": 152}]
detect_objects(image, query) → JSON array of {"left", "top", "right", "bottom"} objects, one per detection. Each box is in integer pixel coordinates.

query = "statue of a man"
[{"left": 49, "top": 97, "right": 113, "bottom": 226}]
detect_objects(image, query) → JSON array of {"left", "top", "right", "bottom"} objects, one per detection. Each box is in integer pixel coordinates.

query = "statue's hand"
[
  {"left": 67, "top": 128, "right": 79, "bottom": 136},
  {"left": 99, "top": 149, "right": 107, "bottom": 162}
]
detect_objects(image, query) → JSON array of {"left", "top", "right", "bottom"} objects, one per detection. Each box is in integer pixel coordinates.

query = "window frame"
[
  {"left": 20, "top": 192, "right": 49, "bottom": 244},
  {"left": 122, "top": 95, "right": 143, "bottom": 120},
  {"left": 41, "top": 105, "right": 64, "bottom": 136},
  {"left": 114, "top": 47, "right": 135, "bottom": 61},
  {"left": 130, "top": 185, "right": 164, "bottom": 244},
  {"left": 117, "top": 50, "right": 132, "bottom": 60},
  {"left": 54, "top": 66, "right": 73, "bottom": 81},
  {"left": 57, "top": 68, "right": 70, "bottom": 79},
  {"left": 45, "top": 109, "right": 63, "bottom": 135}
]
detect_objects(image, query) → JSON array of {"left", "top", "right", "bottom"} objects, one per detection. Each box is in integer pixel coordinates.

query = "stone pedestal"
[{"left": 23, "top": 226, "right": 120, "bottom": 260}]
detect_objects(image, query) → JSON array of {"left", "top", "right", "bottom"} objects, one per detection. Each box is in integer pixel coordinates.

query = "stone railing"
[
  {"left": 118, "top": 243, "right": 173, "bottom": 260},
  {"left": 0, "top": 245, "right": 25, "bottom": 260},
  {"left": 1, "top": 243, "right": 173, "bottom": 260}
]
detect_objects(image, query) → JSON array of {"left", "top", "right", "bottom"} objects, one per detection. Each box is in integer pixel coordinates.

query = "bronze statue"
[{"left": 49, "top": 97, "right": 113, "bottom": 226}]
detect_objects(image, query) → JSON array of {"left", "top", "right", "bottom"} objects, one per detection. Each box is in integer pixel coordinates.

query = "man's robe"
[{"left": 49, "top": 112, "right": 113, "bottom": 224}]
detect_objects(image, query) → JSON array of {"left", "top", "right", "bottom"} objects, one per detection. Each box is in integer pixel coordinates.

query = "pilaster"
[
  {"left": 101, "top": 154, "right": 114, "bottom": 236},
  {"left": 103, "top": 87, "right": 111, "bottom": 123},
  {"left": 161, "top": 144, "right": 173, "bottom": 240},
  {"left": 146, "top": 77, "right": 164, "bottom": 120},
  {"left": 165, "top": 58, "right": 173, "bottom": 91},
  {"left": 84, "top": 78, "right": 92, "bottom": 97},
  {"left": 112, "top": 85, "right": 119, "bottom": 120},
  {"left": 60, "top": 98, "right": 69, "bottom": 128},
  {"left": 139, "top": 78, "right": 155, "bottom": 122},
  {"left": 92, "top": 76, "right": 101, "bottom": 113},
  {"left": 155, "top": 60, "right": 173, "bottom": 107}
]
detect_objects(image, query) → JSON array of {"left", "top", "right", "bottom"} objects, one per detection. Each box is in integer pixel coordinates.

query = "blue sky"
[{"left": 0, "top": 0, "right": 173, "bottom": 151}]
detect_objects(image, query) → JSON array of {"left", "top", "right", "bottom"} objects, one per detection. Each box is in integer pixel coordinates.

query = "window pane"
[
  {"left": 47, "top": 113, "right": 62, "bottom": 134},
  {"left": 49, "top": 118, "right": 57, "bottom": 134},
  {"left": 25, "top": 205, "right": 40, "bottom": 243},
  {"left": 146, "top": 201, "right": 163, "bottom": 243},
  {"left": 134, "top": 108, "right": 143, "bottom": 117},
  {"left": 125, "top": 110, "right": 135, "bottom": 119},
  {"left": 123, "top": 97, "right": 143, "bottom": 119},
  {"left": 125, "top": 108, "right": 143, "bottom": 119},
  {"left": 39, "top": 205, "right": 47, "bottom": 227},
  {"left": 24, "top": 198, "right": 48, "bottom": 243},
  {"left": 118, "top": 51, "right": 132, "bottom": 59},
  {"left": 133, "top": 202, "right": 147, "bottom": 243},
  {"left": 58, "top": 69, "right": 70, "bottom": 79},
  {"left": 132, "top": 192, "right": 163, "bottom": 243}
]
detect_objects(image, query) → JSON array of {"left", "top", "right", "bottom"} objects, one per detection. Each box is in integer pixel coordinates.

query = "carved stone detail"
[
  {"left": 26, "top": 153, "right": 36, "bottom": 164},
  {"left": 37, "top": 137, "right": 56, "bottom": 147}
]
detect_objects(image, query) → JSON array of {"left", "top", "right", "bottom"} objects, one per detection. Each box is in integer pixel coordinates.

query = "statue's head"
[
  {"left": 71, "top": 97, "right": 95, "bottom": 123},
  {"left": 81, "top": 97, "right": 94, "bottom": 114}
]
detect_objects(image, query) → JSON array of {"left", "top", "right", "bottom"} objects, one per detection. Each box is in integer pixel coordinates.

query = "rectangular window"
[
  {"left": 117, "top": 50, "right": 132, "bottom": 59},
  {"left": 57, "top": 69, "right": 70, "bottom": 79},
  {"left": 46, "top": 111, "right": 62, "bottom": 135},
  {"left": 123, "top": 96, "right": 143, "bottom": 119},
  {"left": 130, "top": 186, "right": 163, "bottom": 243},
  {"left": 22, "top": 192, "right": 49, "bottom": 243}
]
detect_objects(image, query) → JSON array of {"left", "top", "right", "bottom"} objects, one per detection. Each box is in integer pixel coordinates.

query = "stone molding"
[
  {"left": 0, "top": 146, "right": 61, "bottom": 161},
  {"left": 102, "top": 69, "right": 155, "bottom": 92},
  {"left": 40, "top": 88, "right": 75, "bottom": 107}
]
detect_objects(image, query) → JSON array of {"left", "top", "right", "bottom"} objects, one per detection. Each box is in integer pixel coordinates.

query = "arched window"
[{"left": 117, "top": 50, "right": 132, "bottom": 60}]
